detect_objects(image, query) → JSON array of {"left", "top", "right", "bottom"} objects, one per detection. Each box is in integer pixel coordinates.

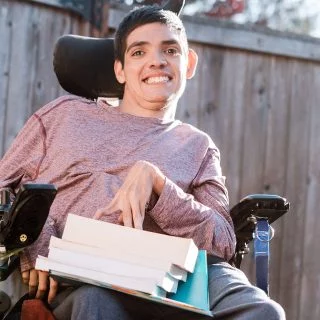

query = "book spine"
[{"left": 168, "top": 250, "right": 209, "bottom": 311}]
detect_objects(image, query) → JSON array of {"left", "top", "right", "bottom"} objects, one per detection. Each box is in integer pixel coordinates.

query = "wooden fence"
[
  {"left": 0, "top": 0, "right": 102, "bottom": 306},
  {"left": 1, "top": 1, "right": 320, "bottom": 319}
]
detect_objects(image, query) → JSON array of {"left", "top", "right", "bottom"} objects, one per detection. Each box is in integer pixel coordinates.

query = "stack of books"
[{"left": 35, "top": 214, "right": 213, "bottom": 317}]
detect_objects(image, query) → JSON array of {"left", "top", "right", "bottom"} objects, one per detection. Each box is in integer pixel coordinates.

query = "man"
[{"left": 0, "top": 5, "right": 285, "bottom": 320}]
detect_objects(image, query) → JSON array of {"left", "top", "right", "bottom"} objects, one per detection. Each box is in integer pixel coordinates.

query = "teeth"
[{"left": 145, "top": 76, "right": 170, "bottom": 84}]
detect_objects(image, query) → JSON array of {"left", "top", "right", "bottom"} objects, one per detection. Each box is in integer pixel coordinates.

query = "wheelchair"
[
  {"left": 0, "top": 44, "right": 289, "bottom": 320},
  {"left": 0, "top": 0, "right": 289, "bottom": 317},
  {"left": 52, "top": 33, "right": 290, "bottom": 290}
]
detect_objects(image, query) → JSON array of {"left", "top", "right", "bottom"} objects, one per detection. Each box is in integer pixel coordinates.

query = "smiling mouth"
[{"left": 143, "top": 76, "right": 171, "bottom": 84}]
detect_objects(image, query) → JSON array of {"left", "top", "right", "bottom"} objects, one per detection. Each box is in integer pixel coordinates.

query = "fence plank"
[
  {"left": 299, "top": 66, "right": 320, "bottom": 320},
  {"left": 237, "top": 54, "right": 271, "bottom": 282},
  {"left": 240, "top": 54, "right": 271, "bottom": 196},
  {"left": 176, "top": 43, "right": 203, "bottom": 126},
  {"left": 4, "top": 1, "right": 38, "bottom": 152},
  {"left": 263, "top": 56, "right": 292, "bottom": 300},
  {"left": 279, "top": 61, "right": 313, "bottom": 320},
  {"left": 30, "top": 6, "right": 73, "bottom": 113},
  {"left": 183, "top": 17, "right": 320, "bottom": 63},
  {"left": 217, "top": 50, "right": 247, "bottom": 207},
  {"left": 197, "top": 47, "right": 225, "bottom": 146},
  {"left": 0, "top": 0, "right": 12, "bottom": 156}
]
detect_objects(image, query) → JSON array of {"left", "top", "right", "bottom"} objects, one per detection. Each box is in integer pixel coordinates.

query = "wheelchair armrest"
[
  {"left": 231, "top": 194, "right": 289, "bottom": 238},
  {"left": 0, "top": 184, "right": 57, "bottom": 280},
  {"left": 230, "top": 194, "right": 290, "bottom": 268}
]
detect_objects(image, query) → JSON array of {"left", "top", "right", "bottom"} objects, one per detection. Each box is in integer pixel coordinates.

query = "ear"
[
  {"left": 114, "top": 59, "right": 126, "bottom": 84},
  {"left": 186, "top": 49, "right": 198, "bottom": 80}
]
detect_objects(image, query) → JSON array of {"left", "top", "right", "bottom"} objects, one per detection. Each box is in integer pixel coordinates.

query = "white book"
[
  {"left": 49, "top": 236, "right": 187, "bottom": 282},
  {"left": 36, "top": 256, "right": 164, "bottom": 296},
  {"left": 46, "top": 251, "right": 213, "bottom": 318},
  {"left": 47, "top": 246, "right": 178, "bottom": 293},
  {"left": 63, "top": 214, "right": 198, "bottom": 273}
]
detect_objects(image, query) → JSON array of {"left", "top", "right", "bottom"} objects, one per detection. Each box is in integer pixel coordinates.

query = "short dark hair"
[{"left": 114, "top": 5, "right": 188, "bottom": 65}]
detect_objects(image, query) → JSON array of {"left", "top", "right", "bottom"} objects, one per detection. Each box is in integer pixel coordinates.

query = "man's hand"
[
  {"left": 21, "top": 269, "right": 58, "bottom": 304},
  {"left": 94, "top": 160, "right": 165, "bottom": 229}
]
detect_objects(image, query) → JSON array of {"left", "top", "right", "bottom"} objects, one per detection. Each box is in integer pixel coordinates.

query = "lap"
[
  {"left": 208, "top": 261, "right": 264, "bottom": 308},
  {"left": 51, "top": 263, "right": 285, "bottom": 320},
  {"left": 207, "top": 262, "right": 285, "bottom": 319},
  {"left": 51, "top": 285, "right": 202, "bottom": 320}
]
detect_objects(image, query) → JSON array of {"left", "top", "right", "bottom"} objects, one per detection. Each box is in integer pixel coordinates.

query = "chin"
[
  {"left": 149, "top": 99, "right": 174, "bottom": 109},
  {"left": 145, "top": 93, "right": 177, "bottom": 103}
]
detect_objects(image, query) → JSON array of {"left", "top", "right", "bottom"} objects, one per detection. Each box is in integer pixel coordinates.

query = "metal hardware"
[
  {"left": 254, "top": 219, "right": 271, "bottom": 295},
  {"left": 20, "top": 234, "right": 28, "bottom": 243},
  {"left": 255, "top": 224, "right": 274, "bottom": 242}
]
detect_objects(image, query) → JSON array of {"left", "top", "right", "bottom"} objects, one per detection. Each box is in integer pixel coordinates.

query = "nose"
[{"left": 148, "top": 50, "right": 167, "bottom": 68}]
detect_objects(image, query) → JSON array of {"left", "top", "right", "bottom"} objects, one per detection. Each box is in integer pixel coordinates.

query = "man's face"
[{"left": 114, "top": 22, "right": 197, "bottom": 114}]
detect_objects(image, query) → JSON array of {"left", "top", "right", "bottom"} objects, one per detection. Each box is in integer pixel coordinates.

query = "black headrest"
[
  {"left": 53, "top": 1, "right": 185, "bottom": 100},
  {"left": 54, "top": 36, "right": 123, "bottom": 99}
]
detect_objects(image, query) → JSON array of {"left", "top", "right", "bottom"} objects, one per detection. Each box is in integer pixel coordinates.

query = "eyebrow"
[
  {"left": 126, "top": 41, "right": 148, "bottom": 53},
  {"left": 126, "top": 39, "right": 181, "bottom": 53}
]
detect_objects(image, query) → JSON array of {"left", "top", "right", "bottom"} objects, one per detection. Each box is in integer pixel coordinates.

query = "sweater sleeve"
[
  {"left": 0, "top": 114, "right": 57, "bottom": 272},
  {"left": 148, "top": 148, "right": 236, "bottom": 260},
  {"left": 0, "top": 114, "right": 45, "bottom": 189}
]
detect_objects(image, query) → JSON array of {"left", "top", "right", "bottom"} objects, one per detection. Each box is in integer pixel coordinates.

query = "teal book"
[
  {"left": 49, "top": 250, "right": 213, "bottom": 317},
  {"left": 168, "top": 250, "right": 209, "bottom": 311}
]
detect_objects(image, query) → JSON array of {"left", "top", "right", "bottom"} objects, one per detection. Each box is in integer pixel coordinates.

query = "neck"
[{"left": 119, "top": 99, "right": 177, "bottom": 121}]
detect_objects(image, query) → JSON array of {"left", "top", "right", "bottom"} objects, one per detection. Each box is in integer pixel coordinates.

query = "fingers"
[
  {"left": 28, "top": 269, "right": 39, "bottom": 297},
  {"left": 22, "top": 269, "right": 58, "bottom": 303},
  {"left": 94, "top": 160, "right": 157, "bottom": 228},
  {"left": 35, "top": 271, "right": 49, "bottom": 300},
  {"left": 118, "top": 205, "right": 145, "bottom": 229},
  {"left": 96, "top": 195, "right": 146, "bottom": 229},
  {"left": 48, "top": 277, "right": 59, "bottom": 304},
  {"left": 121, "top": 201, "right": 133, "bottom": 228},
  {"left": 93, "top": 207, "right": 105, "bottom": 220},
  {"left": 93, "top": 200, "right": 117, "bottom": 220},
  {"left": 95, "top": 197, "right": 136, "bottom": 229},
  {"left": 21, "top": 270, "right": 30, "bottom": 285},
  {"left": 130, "top": 198, "right": 143, "bottom": 230}
]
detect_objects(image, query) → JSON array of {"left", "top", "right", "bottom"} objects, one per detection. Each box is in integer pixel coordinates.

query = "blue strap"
[{"left": 254, "top": 219, "right": 270, "bottom": 295}]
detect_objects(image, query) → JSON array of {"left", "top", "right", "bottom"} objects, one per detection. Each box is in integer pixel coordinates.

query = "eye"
[
  {"left": 165, "top": 48, "right": 179, "bottom": 55},
  {"left": 132, "top": 50, "right": 144, "bottom": 57}
]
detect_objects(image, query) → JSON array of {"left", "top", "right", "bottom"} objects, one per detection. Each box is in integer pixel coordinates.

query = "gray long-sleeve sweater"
[{"left": 0, "top": 95, "right": 236, "bottom": 272}]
